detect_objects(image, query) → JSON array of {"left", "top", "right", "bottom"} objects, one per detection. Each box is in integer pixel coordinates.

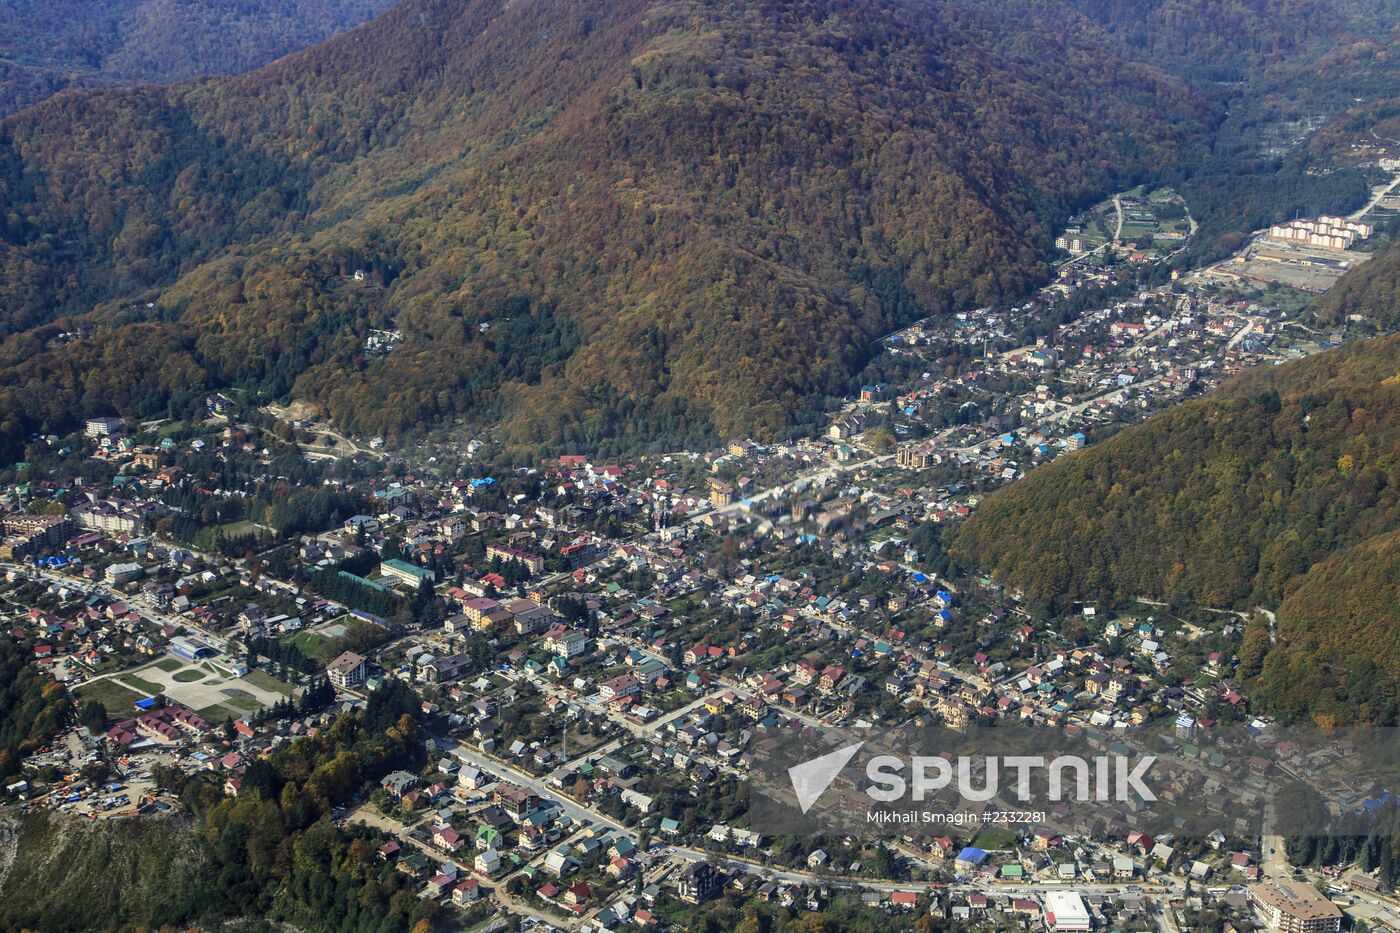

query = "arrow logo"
[{"left": 788, "top": 742, "right": 864, "bottom": 814}]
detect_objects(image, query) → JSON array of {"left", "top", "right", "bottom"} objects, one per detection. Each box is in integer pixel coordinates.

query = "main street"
[
  {"left": 686, "top": 453, "right": 898, "bottom": 528},
  {"left": 352, "top": 785, "right": 1183, "bottom": 928}
]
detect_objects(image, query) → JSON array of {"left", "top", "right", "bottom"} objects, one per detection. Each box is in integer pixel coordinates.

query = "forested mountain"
[
  {"left": 2, "top": 0, "right": 1399, "bottom": 462},
  {"left": 0, "top": 0, "right": 396, "bottom": 117},
  {"left": 1071, "top": 0, "right": 1400, "bottom": 83},
  {"left": 951, "top": 327, "right": 1400, "bottom": 724},
  {"left": 0, "top": 0, "right": 1219, "bottom": 461},
  {"left": 1251, "top": 529, "right": 1400, "bottom": 725},
  {"left": 1316, "top": 240, "right": 1400, "bottom": 329}
]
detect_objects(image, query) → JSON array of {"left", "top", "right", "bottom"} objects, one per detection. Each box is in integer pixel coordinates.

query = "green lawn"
[
  {"left": 118, "top": 673, "right": 165, "bottom": 696},
  {"left": 153, "top": 658, "right": 184, "bottom": 673},
  {"left": 197, "top": 704, "right": 241, "bottom": 723},
  {"left": 283, "top": 630, "right": 330, "bottom": 659},
  {"left": 75, "top": 679, "right": 145, "bottom": 712},
  {"left": 971, "top": 826, "right": 1021, "bottom": 851},
  {"left": 218, "top": 520, "right": 265, "bottom": 538},
  {"left": 173, "top": 670, "right": 204, "bottom": 683},
  {"left": 225, "top": 696, "right": 262, "bottom": 712},
  {"left": 244, "top": 669, "right": 296, "bottom": 696},
  {"left": 86, "top": 655, "right": 128, "bottom": 675}
]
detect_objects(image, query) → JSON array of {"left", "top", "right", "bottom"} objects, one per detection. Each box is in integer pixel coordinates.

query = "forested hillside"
[
  {"left": 1246, "top": 529, "right": 1400, "bottom": 725},
  {"left": 0, "top": 0, "right": 1215, "bottom": 461},
  {"left": 2, "top": 0, "right": 1398, "bottom": 462},
  {"left": 1071, "top": 0, "right": 1399, "bottom": 82},
  {"left": 1316, "top": 240, "right": 1400, "bottom": 329},
  {"left": 952, "top": 331, "right": 1400, "bottom": 723},
  {"left": 0, "top": 0, "right": 395, "bottom": 117}
]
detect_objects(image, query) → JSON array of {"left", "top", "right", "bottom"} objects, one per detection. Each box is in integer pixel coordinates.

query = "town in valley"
[{"left": 4, "top": 144, "right": 1400, "bottom": 933}]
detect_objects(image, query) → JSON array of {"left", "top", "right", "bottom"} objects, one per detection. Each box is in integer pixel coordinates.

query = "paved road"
[
  {"left": 1348, "top": 892, "right": 1400, "bottom": 930},
  {"left": 686, "top": 452, "right": 898, "bottom": 527},
  {"left": 446, "top": 740, "right": 630, "bottom": 836},
  {"left": 1351, "top": 173, "right": 1400, "bottom": 221},
  {"left": 1225, "top": 318, "right": 1256, "bottom": 351},
  {"left": 669, "top": 845, "right": 1178, "bottom": 898}
]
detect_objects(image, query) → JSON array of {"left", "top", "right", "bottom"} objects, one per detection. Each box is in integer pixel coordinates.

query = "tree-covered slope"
[
  {"left": 1243, "top": 528, "right": 1400, "bottom": 725},
  {"left": 0, "top": 682, "right": 436, "bottom": 932},
  {"left": 0, "top": 0, "right": 397, "bottom": 117},
  {"left": 0, "top": 0, "right": 1214, "bottom": 460},
  {"left": 0, "top": 640, "right": 69, "bottom": 781},
  {"left": 5, "top": 0, "right": 1399, "bottom": 461},
  {"left": 952, "top": 330, "right": 1400, "bottom": 722},
  {"left": 1070, "top": 0, "right": 1400, "bottom": 83},
  {"left": 953, "top": 332, "right": 1400, "bottom": 610},
  {"left": 1317, "top": 240, "right": 1400, "bottom": 330}
]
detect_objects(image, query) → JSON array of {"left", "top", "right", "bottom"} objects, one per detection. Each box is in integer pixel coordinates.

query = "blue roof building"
[{"left": 956, "top": 847, "right": 988, "bottom": 867}]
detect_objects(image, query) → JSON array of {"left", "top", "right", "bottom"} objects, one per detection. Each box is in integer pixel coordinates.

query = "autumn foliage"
[
  {"left": 954, "top": 330, "right": 1400, "bottom": 722},
  {"left": 0, "top": 0, "right": 1214, "bottom": 460}
]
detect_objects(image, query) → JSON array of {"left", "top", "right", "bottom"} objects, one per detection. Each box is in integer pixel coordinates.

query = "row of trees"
[
  {"left": 249, "top": 678, "right": 336, "bottom": 727},
  {"left": 249, "top": 635, "right": 322, "bottom": 677},
  {"left": 1287, "top": 796, "right": 1400, "bottom": 892},
  {"left": 310, "top": 567, "right": 401, "bottom": 619}
]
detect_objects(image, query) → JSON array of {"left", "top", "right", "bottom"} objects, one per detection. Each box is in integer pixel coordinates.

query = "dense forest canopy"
[
  {"left": 0, "top": 0, "right": 1398, "bottom": 463},
  {"left": 1316, "top": 238, "right": 1400, "bottom": 330},
  {"left": 952, "top": 328, "right": 1400, "bottom": 609},
  {"left": 0, "top": 0, "right": 396, "bottom": 117},
  {"left": 0, "top": 0, "right": 1222, "bottom": 461},
  {"left": 1069, "top": 0, "right": 1400, "bottom": 83}
]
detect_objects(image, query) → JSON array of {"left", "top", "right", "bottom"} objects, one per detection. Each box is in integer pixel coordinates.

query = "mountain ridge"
[
  {"left": 0, "top": 0, "right": 399, "bottom": 118},
  {"left": 0, "top": 0, "right": 1215, "bottom": 459}
]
